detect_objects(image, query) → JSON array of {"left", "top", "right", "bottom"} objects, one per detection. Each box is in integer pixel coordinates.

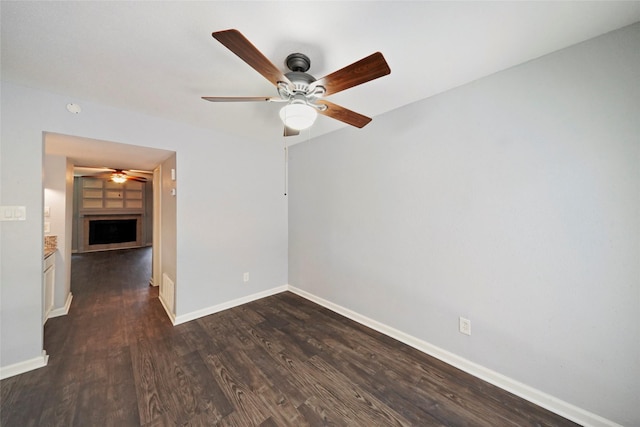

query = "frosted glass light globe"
[{"left": 279, "top": 103, "right": 317, "bottom": 130}]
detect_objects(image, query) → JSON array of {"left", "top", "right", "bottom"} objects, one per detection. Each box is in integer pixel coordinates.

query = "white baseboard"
[
  {"left": 173, "top": 285, "right": 288, "bottom": 325},
  {"left": 287, "top": 285, "right": 620, "bottom": 427},
  {"left": 0, "top": 351, "right": 49, "bottom": 380},
  {"left": 49, "top": 292, "right": 73, "bottom": 318}
]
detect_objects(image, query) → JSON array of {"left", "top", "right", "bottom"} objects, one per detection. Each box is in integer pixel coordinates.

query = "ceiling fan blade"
[
  {"left": 311, "top": 52, "right": 390, "bottom": 96},
  {"left": 202, "top": 96, "right": 283, "bottom": 103},
  {"left": 284, "top": 126, "right": 300, "bottom": 137},
  {"left": 81, "top": 170, "right": 148, "bottom": 183},
  {"left": 76, "top": 166, "right": 114, "bottom": 172},
  {"left": 125, "top": 171, "right": 152, "bottom": 179},
  {"left": 212, "top": 29, "right": 291, "bottom": 87},
  {"left": 81, "top": 173, "right": 112, "bottom": 179},
  {"left": 316, "top": 100, "right": 372, "bottom": 128}
]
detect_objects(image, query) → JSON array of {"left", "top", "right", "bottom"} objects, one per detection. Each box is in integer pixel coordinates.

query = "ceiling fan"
[
  {"left": 78, "top": 167, "right": 150, "bottom": 183},
  {"left": 202, "top": 29, "right": 391, "bottom": 136}
]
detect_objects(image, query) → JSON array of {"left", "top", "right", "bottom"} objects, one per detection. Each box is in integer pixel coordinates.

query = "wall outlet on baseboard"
[
  {"left": 243, "top": 272, "right": 249, "bottom": 282},
  {"left": 459, "top": 317, "right": 471, "bottom": 336}
]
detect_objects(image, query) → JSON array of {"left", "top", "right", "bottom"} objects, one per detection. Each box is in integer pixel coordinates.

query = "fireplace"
[
  {"left": 81, "top": 215, "right": 142, "bottom": 252},
  {"left": 89, "top": 219, "right": 137, "bottom": 245}
]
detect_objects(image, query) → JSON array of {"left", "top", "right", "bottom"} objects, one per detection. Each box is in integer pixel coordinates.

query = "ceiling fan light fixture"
[
  {"left": 279, "top": 102, "right": 317, "bottom": 130},
  {"left": 205, "top": 30, "right": 390, "bottom": 135},
  {"left": 111, "top": 171, "right": 127, "bottom": 183}
]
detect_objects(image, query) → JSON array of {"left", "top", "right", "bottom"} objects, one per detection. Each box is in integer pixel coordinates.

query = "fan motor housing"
[
  {"left": 285, "top": 53, "right": 316, "bottom": 93},
  {"left": 285, "top": 71, "right": 316, "bottom": 92}
]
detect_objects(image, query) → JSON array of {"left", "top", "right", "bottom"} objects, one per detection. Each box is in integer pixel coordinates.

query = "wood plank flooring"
[{"left": 1, "top": 247, "right": 580, "bottom": 426}]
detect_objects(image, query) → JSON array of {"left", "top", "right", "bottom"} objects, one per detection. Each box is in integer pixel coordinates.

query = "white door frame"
[{"left": 152, "top": 165, "right": 162, "bottom": 288}]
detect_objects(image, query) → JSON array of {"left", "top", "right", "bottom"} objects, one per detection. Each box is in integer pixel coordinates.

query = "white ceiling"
[
  {"left": 45, "top": 132, "right": 174, "bottom": 173},
  {"left": 2, "top": 1, "right": 640, "bottom": 168}
]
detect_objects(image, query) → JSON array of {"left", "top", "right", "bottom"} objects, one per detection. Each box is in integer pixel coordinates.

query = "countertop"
[{"left": 44, "top": 235, "right": 57, "bottom": 259}]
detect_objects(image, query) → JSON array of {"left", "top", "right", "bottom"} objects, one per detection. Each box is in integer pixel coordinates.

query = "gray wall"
[
  {"left": 288, "top": 24, "right": 639, "bottom": 426},
  {"left": 0, "top": 82, "right": 288, "bottom": 369}
]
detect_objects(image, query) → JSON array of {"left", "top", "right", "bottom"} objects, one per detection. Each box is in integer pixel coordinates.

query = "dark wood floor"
[{"left": 1, "top": 247, "right": 579, "bottom": 426}]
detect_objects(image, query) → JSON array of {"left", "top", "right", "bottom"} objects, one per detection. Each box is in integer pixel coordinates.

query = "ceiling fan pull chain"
[{"left": 283, "top": 139, "right": 289, "bottom": 196}]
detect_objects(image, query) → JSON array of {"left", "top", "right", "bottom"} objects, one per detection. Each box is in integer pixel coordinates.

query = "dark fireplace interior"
[{"left": 89, "top": 219, "right": 137, "bottom": 245}]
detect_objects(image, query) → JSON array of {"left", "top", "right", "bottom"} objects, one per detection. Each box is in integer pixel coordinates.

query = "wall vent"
[{"left": 161, "top": 273, "right": 175, "bottom": 314}]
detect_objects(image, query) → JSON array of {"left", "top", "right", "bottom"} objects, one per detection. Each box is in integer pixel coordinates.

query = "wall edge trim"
[
  {"left": 159, "top": 294, "right": 177, "bottom": 324},
  {"left": 49, "top": 292, "right": 73, "bottom": 318}
]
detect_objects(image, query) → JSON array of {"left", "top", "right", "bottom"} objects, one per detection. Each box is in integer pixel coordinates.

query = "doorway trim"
[{"left": 152, "top": 165, "right": 162, "bottom": 288}]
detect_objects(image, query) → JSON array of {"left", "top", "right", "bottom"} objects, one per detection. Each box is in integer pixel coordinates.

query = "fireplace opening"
[{"left": 89, "top": 219, "right": 137, "bottom": 245}]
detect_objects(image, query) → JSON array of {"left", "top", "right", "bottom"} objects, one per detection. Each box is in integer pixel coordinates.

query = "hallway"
[{"left": 2, "top": 247, "right": 162, "bottom": 426}]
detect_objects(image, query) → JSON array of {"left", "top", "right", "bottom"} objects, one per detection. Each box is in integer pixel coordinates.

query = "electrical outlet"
[
  {"left": 243, "top": 272, "right": 249, "bottom": 282},
  {"left": 459, "top": 317, "right": 471, "bottom": 336}
]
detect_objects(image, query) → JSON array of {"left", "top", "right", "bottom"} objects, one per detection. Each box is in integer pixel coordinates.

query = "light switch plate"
[{"left": 0, "top": 206, "right": 26, "bottom": 221}]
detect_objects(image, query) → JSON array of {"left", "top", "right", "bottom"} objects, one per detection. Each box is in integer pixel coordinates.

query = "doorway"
[{"left": 43, "top": 133, "right": 177, "bottom": 326}]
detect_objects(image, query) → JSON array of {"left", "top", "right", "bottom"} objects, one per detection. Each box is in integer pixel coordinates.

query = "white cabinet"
[{"left": 43, "top": 253, "right": 55, "bottom": 324}]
